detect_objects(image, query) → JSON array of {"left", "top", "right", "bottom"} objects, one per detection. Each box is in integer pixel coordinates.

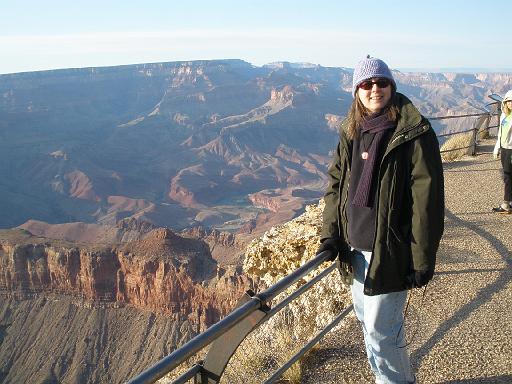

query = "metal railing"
[
  {"left": 432, "top": 111, "right": 498, "bottom": 156},
  {"left": 127, "top": 250, "right": 352, "bottom": 384},
  {"left": 128, "top": 98, "right": 504, "bottom": 384}
]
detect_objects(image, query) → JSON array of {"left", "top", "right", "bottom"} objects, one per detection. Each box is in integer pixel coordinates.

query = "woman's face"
[
  {"left": 506, "top": 100, "right": 512, "bottom": 109},
  {"left": 357, "top": 77, "right": 392, "bottom": 113}
]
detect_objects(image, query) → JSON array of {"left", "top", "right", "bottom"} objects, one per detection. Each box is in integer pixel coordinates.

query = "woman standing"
[
  {"left": 492, "top": 90, "right": 512, "bottom": 214},
  {"left": 317, "top": 56, "right": 445, "bottom": 383}
]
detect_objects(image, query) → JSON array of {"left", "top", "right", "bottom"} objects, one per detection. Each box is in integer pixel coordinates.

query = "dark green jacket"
[{"left": 321, "top": 93, "right": 445, "bottom": 295}]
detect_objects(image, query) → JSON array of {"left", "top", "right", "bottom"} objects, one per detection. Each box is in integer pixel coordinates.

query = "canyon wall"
[
  {"left": 0, "top": 228, "right": 253, "bottom": 332},
  {"left": 0, "top": 226, "right": 255, "bottom": 383}
]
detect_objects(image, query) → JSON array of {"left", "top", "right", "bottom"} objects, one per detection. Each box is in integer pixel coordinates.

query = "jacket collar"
[
  {"left": 395, "top": 92, "right": 423, "bottom": 134},
  {"left": 386, "top": 93, "right": 431, "bottom": 153}
]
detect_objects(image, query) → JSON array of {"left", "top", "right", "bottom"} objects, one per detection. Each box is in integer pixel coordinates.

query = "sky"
[{"left": 1, "top": 0, "right": 511, "bottom": 75}]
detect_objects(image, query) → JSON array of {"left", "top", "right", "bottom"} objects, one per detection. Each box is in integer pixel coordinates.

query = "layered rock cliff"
[
  {"left": 0, "top": 227, "right": 253, "bottom": 332},
  {"left": 0, "top": 223, "right": 257, "bottom": 384},
  {"left": 0, "top": 199, "right": 353, "bottom": 384},
  {"left": 180, "top": 226, "right": 244, "bottom": 265}
]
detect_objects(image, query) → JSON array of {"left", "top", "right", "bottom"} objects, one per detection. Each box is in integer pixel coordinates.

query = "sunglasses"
[{"left": 358, "top": 78, "right": 391, "bottom": 91}]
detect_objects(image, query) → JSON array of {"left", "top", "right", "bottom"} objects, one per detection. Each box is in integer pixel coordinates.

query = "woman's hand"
[{"left": 316, "top": 237, "right": 344, "bottom": 261}]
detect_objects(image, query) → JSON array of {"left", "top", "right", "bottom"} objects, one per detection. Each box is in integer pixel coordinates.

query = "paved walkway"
[{"left": 301, "top": 140, "right": 512, "bottom": 383}]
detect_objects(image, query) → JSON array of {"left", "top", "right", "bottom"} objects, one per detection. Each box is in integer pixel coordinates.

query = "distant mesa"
[
  {"left": 263, "top": 61, "right": 321, "bottom": 69},
  {"left": 17, "top": 218, "right": 155, "bottom": 244}
]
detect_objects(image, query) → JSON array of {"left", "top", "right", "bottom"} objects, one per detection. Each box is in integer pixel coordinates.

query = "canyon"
[
  {"left": 1, "top": 59, "right": 511, "bottom": 383},
  {"left": 1, "top": 60, "right": 510, "bottom": 235}
]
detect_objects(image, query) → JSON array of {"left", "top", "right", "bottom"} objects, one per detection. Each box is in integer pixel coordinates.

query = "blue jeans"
[{"left": 350, "top": 250, "right": 415, "bottom": 384}]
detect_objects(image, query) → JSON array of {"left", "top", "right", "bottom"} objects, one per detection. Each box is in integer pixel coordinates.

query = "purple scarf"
[{"left": 352, "top": 113, "right": 396, "bottom": 207}]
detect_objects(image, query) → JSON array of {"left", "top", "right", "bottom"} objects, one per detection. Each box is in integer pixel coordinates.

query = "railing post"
[
  {"left": 471, "top": 113, "right": 491, "bottom": 156},
  {"left": 196, "top": 290, "right": 269, "bottom": 383},
  {"left": 471, "top": 124, "right": 478, "bottom": 156}
]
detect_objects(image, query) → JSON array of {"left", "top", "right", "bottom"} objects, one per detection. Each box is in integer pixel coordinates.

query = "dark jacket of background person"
[{"left": 321, "top": 92, "right": 445, "bottom": 295}]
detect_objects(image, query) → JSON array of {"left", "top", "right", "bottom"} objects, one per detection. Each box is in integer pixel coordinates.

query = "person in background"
[
  {"left": 316, "top": 56, "right": 445, "bottom": 384},
  {"left": 492, "top": 90, "right": 512, "bottom": 214}
]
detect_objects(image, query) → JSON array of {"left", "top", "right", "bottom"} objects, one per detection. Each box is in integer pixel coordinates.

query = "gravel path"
[{"left": 301, "top": 139, "right": 512, "bottom": 384}]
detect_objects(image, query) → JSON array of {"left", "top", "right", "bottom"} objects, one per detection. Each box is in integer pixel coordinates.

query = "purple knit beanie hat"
[{"left": 352, "top": 55, "right": 396, "bottom": 97}]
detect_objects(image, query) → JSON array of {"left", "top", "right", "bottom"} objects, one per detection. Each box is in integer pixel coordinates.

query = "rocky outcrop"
[
  {"left": 180, "top": 226, "right": 244, "bottom": 265},
  {"left": 325, "top": 113, "right": 344, "bottom": 131},
  {"left": 168, "top": 168, "right": 202, "bottom": 208},
  {"left": 210, "top": 200, "right": 351, "bottom": 384},
  {"left": 270, "top": 85, "right": 294, "bottom": 106},
  {"left": 243, "top": 200, "right": 351, "bottom": 331},
  {"left": 182, "top": 227, "right": 236, "bottom": 248},
  {"left": 65, "top": 170, "right": 101, "bottom": 202}
]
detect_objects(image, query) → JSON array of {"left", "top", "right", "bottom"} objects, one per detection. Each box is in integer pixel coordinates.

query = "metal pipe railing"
[
  {"left": 127, "top": 250, "right": 333, "bottom": 384},
  {"left": 428, "top": 112, "right": 489, "bottom": 120},
  {"left": 171, "top": 364, "right": 202, "bottom": 384},
  {"left": 266, "top": 263, "right": 337, "bottom": 318},
  {"left": 262, "top": 304, "right": 354, "bottom": 384},
  {"left": 436, "top": 126, "right": 477, "bottom": 139},
  {"left": 433, "top": 110, "right": 498, "bottom": 155},
  {"left": 127, "top": 298, "right": 262, "bottom": 384}
]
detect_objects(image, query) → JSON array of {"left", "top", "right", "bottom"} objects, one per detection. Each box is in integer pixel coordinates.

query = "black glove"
[
  {"left": 316, "top": 237, "right": 344, "bottom": 261},
  {"left": 407, "top": 269, "right": 434, "bottom": 288}
]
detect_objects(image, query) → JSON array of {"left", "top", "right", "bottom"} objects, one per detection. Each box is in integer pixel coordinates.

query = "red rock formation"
[
  {"left": 168, "top": 171, "right": 201, "bottom": 208},
  {"left": 182, "top": 227, "right": 236, "bottom": 248},
  {"left": 248, "top": 191, "right": 282, "bottom": 212},
  {"left": 65, "top": 170, "right": 101, "bottom": 202},
  {"left": 107, "top": 195, "right": 155, "bottom": 213},
  {"left": 181, "top": 226, "right": 245, "bottom": 265},
  {"left": 0, "top": 228, "right": 254, "bottom": 332}
]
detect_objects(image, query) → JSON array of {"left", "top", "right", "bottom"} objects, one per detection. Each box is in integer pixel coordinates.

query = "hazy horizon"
[
  {"left": 2, "top": 0, "right": 512, "bottom": 75},
  {"left": 1, "top": 58, "right": 512, "bottom": 77}
]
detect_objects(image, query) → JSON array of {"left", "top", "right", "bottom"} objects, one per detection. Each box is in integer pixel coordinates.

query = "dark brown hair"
[{"left": 345, "top": 91, "right": 399, "bottom": 140}]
